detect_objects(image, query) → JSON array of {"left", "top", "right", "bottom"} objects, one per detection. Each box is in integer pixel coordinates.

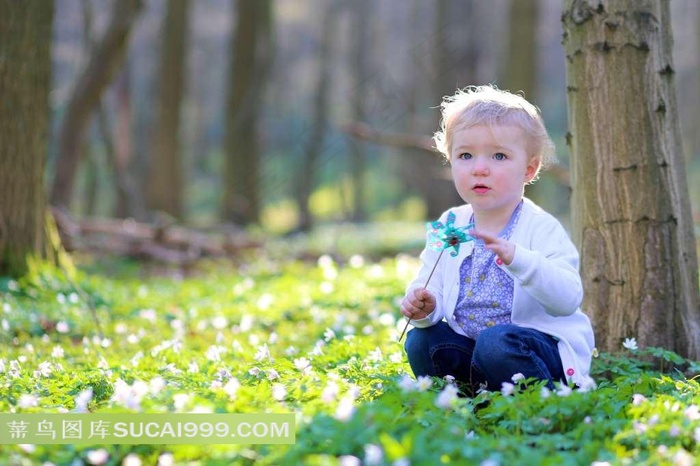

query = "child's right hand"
[{"left": 400, "top": 288, "right": 436, "bottom": 320}]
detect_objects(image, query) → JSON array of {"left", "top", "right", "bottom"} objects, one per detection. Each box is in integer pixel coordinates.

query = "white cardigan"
[{"left": 407, "top": 198, "right": 595, "bottom": 385}]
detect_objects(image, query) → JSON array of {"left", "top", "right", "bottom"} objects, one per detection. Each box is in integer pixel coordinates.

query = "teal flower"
[{"left": 426, "top": 211, "right": 474, "bottom": 257}]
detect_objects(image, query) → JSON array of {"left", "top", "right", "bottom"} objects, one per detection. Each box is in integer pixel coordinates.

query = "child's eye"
[
  {"left": 458, "top": 153, "right": 472, "bottom": 160},
  {"left": 494, "top": 152, "right": 507, "bottom": 161}
]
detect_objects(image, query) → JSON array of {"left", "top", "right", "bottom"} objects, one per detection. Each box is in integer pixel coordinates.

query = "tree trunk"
[
  {"left": 50, "top": 0, "right": 142, "bottom": 211},
  {"left": 223, "top": 0, "right": 273, "bottom": 225},
  {"left": 148, "top": 0, "right": 190, "bottom": 220},
  {"left": 0, "top": 0, "right": 54, "bottom": 277},
  {"left": 348, "top": 0, "right": 370, "bottom": 223},
  {"left": 563, "top": 0, "right": 700, "bottom": 358}
]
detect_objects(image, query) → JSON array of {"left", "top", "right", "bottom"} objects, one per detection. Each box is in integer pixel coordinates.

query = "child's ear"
[{"left": 524, "top": 158, "right": 540, "bottom": 183}]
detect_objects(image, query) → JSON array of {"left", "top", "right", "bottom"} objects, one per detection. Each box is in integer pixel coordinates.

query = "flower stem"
[{"left": 398, "top": 249, "right": 445, "bottom": 342}]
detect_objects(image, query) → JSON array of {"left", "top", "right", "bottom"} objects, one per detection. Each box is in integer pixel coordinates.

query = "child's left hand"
[{"left": 470, "top": 229, "right": 515, "bottom": 265}]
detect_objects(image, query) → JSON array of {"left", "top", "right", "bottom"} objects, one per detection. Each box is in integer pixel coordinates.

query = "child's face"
[{"left": 450, "top": 124, "right": 539, "bottom": 216}]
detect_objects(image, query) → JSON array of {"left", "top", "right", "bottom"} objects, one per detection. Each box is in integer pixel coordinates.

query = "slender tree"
[
  {"left": 563, "top": 0, "right": 700, "bottom": 358},
  {"left": 0, "top": 1, "right": 54, "bottom": 277},
  {"left": 148, "top": 0, "right": 190, "bottom": 219},
  {"left": 50, "top": 0, "right": 142, "bottom": 211},
  {"left": 223, "top": 0, "right": 273, "bottom": 225}
]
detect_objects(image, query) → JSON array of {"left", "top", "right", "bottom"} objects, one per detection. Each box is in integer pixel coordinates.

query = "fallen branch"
[{"left": 52, "top": 208, "right": 260, "bottom": 265}]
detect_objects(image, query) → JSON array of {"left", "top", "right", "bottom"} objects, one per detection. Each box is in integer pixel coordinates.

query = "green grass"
[{"left": 0, "top": 255, "right": 698, "bottom": 465}]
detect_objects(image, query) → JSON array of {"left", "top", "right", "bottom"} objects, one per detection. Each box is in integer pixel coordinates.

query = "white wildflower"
[
  {"left": 321, "top": 381, "right": 339, "bottom": 403},
  {"left": 172, "top": 393, "right": 190, "bottom": 411},
  {"left": 511, "top": 373, "right": 525, "bottom": 383},
  {"left": 285, "top": 346, "right": 298, "bottom": 356},
  {"left": 363, "top": 444, "right": 383, "bottom": 466},
  {"left": 157, "top": 452, "right": 174, "bottom": 466},
  {"left": 18, "top": 394, "right": 39, "bottom": 408},
  {"left": 266, "top": 369, "right": 280, "bottom": 381},
  {"left": 74, "top": 388, "right": 93, "bottom": 413},
  {"left": 35, "top": 361, "right": 53, "bottom": 378},
  {"left": 248, "top": 367, "right": 261, "bottom": 377},
  {"left": 86, "top": 448, "right": 109, "bottom": 465},
  {"left": 398, "top": 374, "right": 416, "bottom": 393},
  {"left": 223, "top": 378, "right": 240, "bottom": 399},
  {"left": 323, "top": 328, "right": 336, "bottom": 342},
  {"left": 435, "top": 384, "right": 459, "bottom": 409},
  {"left": 272, "top": 384, "right": 287, "bottom": 401},
  {"left": 555, "top": 383, "right": 573, "bottom": 397},
  {"left": 57, "top": 293, "right": 66, "bottom": 304},
  {"left": 294, "top": 357, "right": 311, "bottom": 371},
  {"left": 389, "top": 352, "right": 403, "bottom": 364},
  {"left": 18, "top": 444, "right": 35, "bottom": 454},
  {"left": 211, "top": 316, "right": 228, "bottom": 330},
  {"left": 367, "top": 347, "right": 383, "bottom": 362},
  {"left": 622, "top": 337, "right": 638, "bottom": 351},
  {"left": 501, "top": 382, "right": 515, "bottom": 396},
  {"left": 254, "top": 344, "right": 271, "bottom": 361},
  {"left": 68, "top": 292, "right": 79, "bottom": 304},
  {"left": 257, "top": 293, "right": 274, "bottom": 310},
  {"left": 139, "top": 309, "right": 157, "bottom": 323},
  {"left": 320, "top": 282, "right": 334, "bottom": 294},
  {"left": 188, "top": 361, "right": 199, "bottom": 373},
  {"left": 339, "top": 455, "right": 361, "bottom": 466},
  {"left": 51, "top": 346, "right": 64, "bottom": 359},
  {"left": 632, "top": 394, "right": 647, "bottom": 406},
  {"left": 122, "top": 453, "right": 142, "bottom": 466},
  {"left": 415, "top": 376, "right": 433, "bottom": 392},
  {"left": 317, "top": 254, "right": 334, "bottom": 269},
  {"left": 684, "top": 405, "right": 700, "bottom": 421},
  {"left": 335, "top": 395, "right": 356, "bottom": 422},
  {"left": 349, "top": 255, "right": 365, "bottom": 268}
]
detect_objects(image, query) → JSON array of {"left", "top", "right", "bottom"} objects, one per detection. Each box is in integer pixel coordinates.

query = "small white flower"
[
  {"left": 321, "top": 381, "right": 339, "bottom": 403},
  {"left": 622, "top": 337, "right": 638, "bottom": 351},
  {"left": 172, "top": 393, "right": 190, "bottom": 411},
  {"left": 285, "top": 346, "right": 298, "bottom": 356},
  {"left": 389, "top": 352, "right": 403, "bottom": 364},
  {"left": 511, "top": 373, "right": 525, "bottom": 383},
  {"left": 632, "top": 394, "right": 647, "bottom": 406},
  {"left": 684, "top": 405, "right": 700, "bottom": 421},
  {"left": 157, "top": 452, "right": 174, "bottom": 466},
  {"left": 323, "top": 328, "right": 336, "bottom": 342},
  {"left": 139, "top": 309, "right": 157, "bottom": 323},
  {"left": 669, "top": 424, "right": 681, "bottom": 438},
  {"left": 540, "top": 387, "right": 551, "bottom": 399},
  {"left": 339, "top": 455, "right": 361, "bottom": 466},
  {"left": 335, "top": 395, "right": 356, "bottom": 422},
  {"left": 86, "top": 448, "right": 109, "bottom": 465},
  {"left": 501, "top": 382, "right": 515, "bottom": 396},
  {"left": 74, "top": 388, "right": 93, "bottom": 412},
  {"left": 35, "top": 361, "right": 53, "bottom": 377},
  {"left": 188, "top": 361, "right": 199, "bottom": 373},
  {"left": 443, "top": 375, "right": 456, "bottom": 384},
  {"left": 364, "top": 444, "right": 384, "bottom": 466},
  {"left": 294, "top": 357, "right": 311, "bottom": 371},
  {"left": 51, "top": 346, "right": 64, "bottom": 359},
  {"left": 122, "top": 453, "right": 142, "bottom": 466},
  {"left": 392, "top": 459, "right": 410, "bottom": 466},
  {"left": 349, "top": 255, "right": 364, "bottom": 268},
  {"left": 248, "top": 367, "right": 261, "bottom": 377},
  {"left": 18, "top": 444, "right": 35, "bottom": 453},
  {"left": 398, "top": 374, "right": 416, "bottom": 393},
  {"left": 18, "top": 394, "right": 39, "bottom": 408},
  {"left": 694, "top": 427, "right": 700, "bottom": 444},
  {"left": 254, "top": 344, "right": 271, "bottom": 362},
  {"left": 272, "top": 384, "right": 287, "bottom": 401},
  {"left": 555, "top": 383, "right": 573, "bottom": 397},
  {"left": 367, "top": 347, "right": 383, "bottom": 362},
  {"left": 223, "top": 378, "right": 240, "bottom": 399},
  {"left": 415, "top": 376, "right": 433, "bottom": 392},
  {"left": 435, "top": 384, "right": 459, "bottom": 409}
]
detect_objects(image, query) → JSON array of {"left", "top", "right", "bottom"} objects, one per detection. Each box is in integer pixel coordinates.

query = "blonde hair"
[{"left": 433, "top": 85, "right": 556, "bottom": 178}]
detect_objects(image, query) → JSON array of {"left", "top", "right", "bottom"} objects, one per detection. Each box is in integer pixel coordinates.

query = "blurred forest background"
[{"left": 47, "top": 0, "right": 700, "bottom": 236}]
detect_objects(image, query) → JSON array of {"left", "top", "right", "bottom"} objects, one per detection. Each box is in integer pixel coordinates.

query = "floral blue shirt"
[{"left": 453, "top": 201, "right": 523, "bottom": 339}]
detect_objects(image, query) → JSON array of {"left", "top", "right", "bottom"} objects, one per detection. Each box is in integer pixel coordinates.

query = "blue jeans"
[{"left": 404, "top": 322, "right": 565, "bottom": 391}]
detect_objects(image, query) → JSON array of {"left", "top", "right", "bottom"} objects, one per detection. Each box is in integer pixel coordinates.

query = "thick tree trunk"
[
  {"left": 223, "top": 0, "right": 273, "bottom": 225},
  {"left": 50, "top": 0, "right": 142, "bottom": 210},
  {"left": 0, "top": 0, "right": 54, "bottom": 277},
  {"left": 148, "top": 0, "right": 190, "bottom": 220},
  {"left": 563, "top": 0, "right": 700, "bottom": 358}
]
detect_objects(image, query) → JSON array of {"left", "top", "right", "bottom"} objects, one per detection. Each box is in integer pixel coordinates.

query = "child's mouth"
[{"left": 472, "top": 184, "right": 490, "bottom": 194}]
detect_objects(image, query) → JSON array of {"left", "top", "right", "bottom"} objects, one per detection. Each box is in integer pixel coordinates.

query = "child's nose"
[{"left": 472, "top": 157, "right": 489, "bottom": 175}]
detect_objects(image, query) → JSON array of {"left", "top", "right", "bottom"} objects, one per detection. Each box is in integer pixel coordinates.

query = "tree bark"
[
  {"left": 148, "top": 0, "right": 190, "bottom": 220},
  {"left": 223, "top": 0, "right": 273, "bottom": 225},
  {"left": 563, "top": 0, "right": 700, "bottom": 358},
  {"left": 0, "top": 0, "right": 54, "bottom": 277},
  {"left": 50, "top": 0, "right": 142, "bottom": 210}
]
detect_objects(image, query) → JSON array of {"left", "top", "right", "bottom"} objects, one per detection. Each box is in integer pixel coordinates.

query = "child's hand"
[
  {"left": 470, "top": 229, "right": 515, "bottom": 265},
  {"left": 400, "top": 288, "right": 436, "bottom": 320}
]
